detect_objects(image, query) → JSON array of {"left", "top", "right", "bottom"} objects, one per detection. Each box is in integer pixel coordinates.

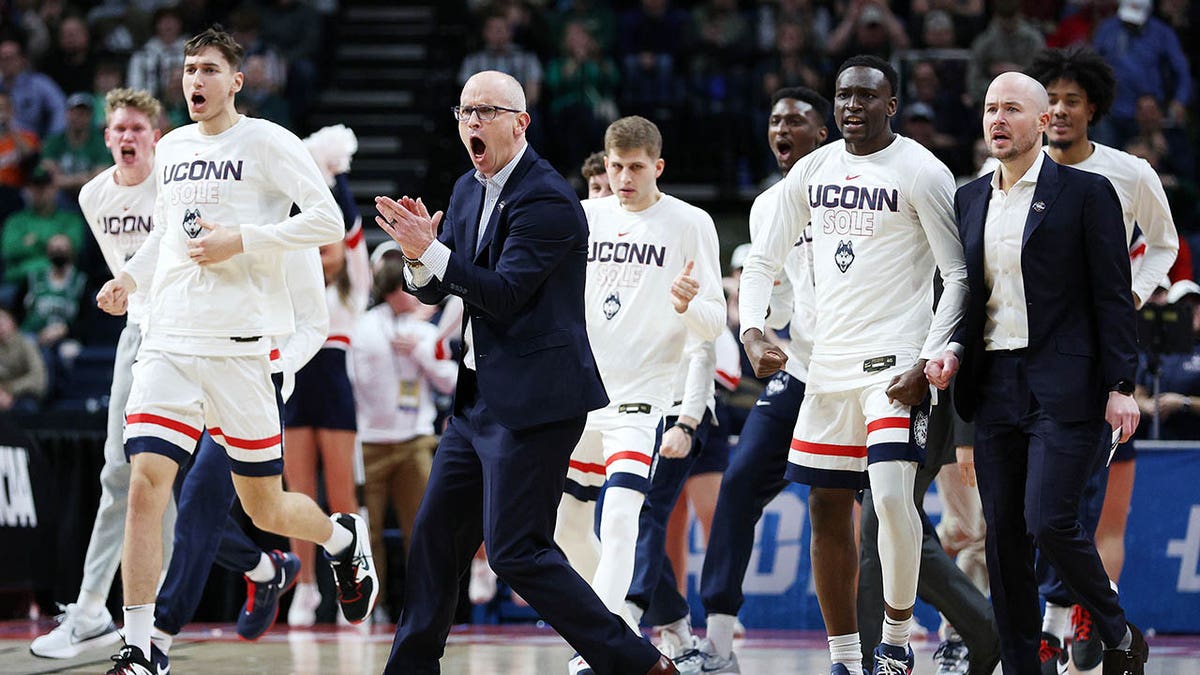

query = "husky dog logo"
[
  {"left": 603, "top": 291, "right": 621, "bottom": 319},
  {"left": 912, "top": 410, "right": 929, "bottom": 448},
  {"left": 834, "top": 239, "right": 855, "bottom": 273},
  {"left": 182, "top": 209, "right": 203, "bottom": 238}
]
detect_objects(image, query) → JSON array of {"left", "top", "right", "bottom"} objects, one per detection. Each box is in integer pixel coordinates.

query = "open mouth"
[
  {"left": 191, "top": 92, "right": 206, "bottom": 107},
  {"left": 774, "top": 138, "right": 794, "bottom": 162},
  {"left": 843, "top": 117, "right": 865, "bottom": 132},
  {"left": 470, "top": 136, "right": 486, "bottom": 160},
  {"left": 120, "top": 147, "right": 136, "bottom": 161}
]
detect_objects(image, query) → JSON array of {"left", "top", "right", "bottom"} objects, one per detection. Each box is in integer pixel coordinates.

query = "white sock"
[
  {"left": 76, "top": 590, "right": 106, "bottom": 617},
  {"left": 829, "top": 632, "right": 862, "bottom": 671},
  {"left": 123, "top": 604, "right": 154, "bottom": 657},
  {"left": 625, "top": 601, "right": 645, "bottom": 626},
  {"left": 659, "top": 616, "right": 692, "bottom": 643},
  {"left": 707, "top": 613, "right": 737, "bottom": 658},
  {"left": 246, "top": 553, "right": 275, "bottom": 582},
  {"left": 592, "top": 486, "right": 644, "bottom": 630},
  {"left": 881, "top": 613, "right": 912, "bottom": 649},
  {"left": 322, "top": 518, "right": 353, "bottom": 557},
  {"left": 1043, "top": 602, "right": 1071, "bottom": 642},
  {"left": 151, "top": 627, "right": 173, "bottom": 655}
]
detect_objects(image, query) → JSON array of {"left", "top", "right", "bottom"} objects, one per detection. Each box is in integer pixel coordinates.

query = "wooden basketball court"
[{"left": 3, "top": 621, "right": 1200, "bottom": 674}]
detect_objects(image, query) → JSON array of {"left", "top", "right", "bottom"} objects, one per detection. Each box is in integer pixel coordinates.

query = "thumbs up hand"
[{"left": 670, "top": 259, "right": 699, "bottom": 313}]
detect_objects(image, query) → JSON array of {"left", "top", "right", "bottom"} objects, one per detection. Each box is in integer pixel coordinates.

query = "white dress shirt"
[
  {"left": 406, "top": 143, "right": 529, "bottom": 370},
  {"left": 983, "top": 151, "right": 1044, "bottom": 351}
]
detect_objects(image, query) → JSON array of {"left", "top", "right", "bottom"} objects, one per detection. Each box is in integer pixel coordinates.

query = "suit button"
[{"left": 478, "top": 353, "right": 487, "bottom": 359}]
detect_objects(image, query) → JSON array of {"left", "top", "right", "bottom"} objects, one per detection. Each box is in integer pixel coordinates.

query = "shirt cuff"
[
  {"left": 949, "top": 342, "right": 964, "bottom": 358},
  {"left": 420, "top": 240, "right": 450, "bottom": 281}
]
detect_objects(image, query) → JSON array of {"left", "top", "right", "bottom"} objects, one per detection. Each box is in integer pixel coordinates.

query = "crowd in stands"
[{"left": 0, "top": 1, "right": 335, "bottom": 413}]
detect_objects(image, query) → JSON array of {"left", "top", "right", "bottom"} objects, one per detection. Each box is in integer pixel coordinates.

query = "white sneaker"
[
  {"left": 287, "top": 582, "right": 321, "bottom": 627},
  {"left": 657, "top": 629, "right": 702, "bottom": 659},
  {"left": 733, "top": 618, "right": 746, "bottom": 638},
  {"left": 468, "top": 558, "right": 497, "bottom": 605},
  {"left": 30, "top": 603, "right": 121, "bottom": 658}
]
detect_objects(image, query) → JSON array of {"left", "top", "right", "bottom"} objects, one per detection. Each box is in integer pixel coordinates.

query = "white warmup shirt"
[
  {"left": 350, "top": 305, "right": 458, "bottom": 444},
  {"left": 582, "top": 193, "right": 725, "bottom": 411},
  {"left": 744, "top": 178, "right": 816, "bottom": 382},
  {"left": 665, "top": 328, "right": 743, "bottom": 422},
  {"left": 981, "top": 143, "right": 1178, "bottom": 306},
  {"left": 273, "top": 248, "right": 329, "bottom": 401},
  {"left": 79, "top": 166, "right": 157, "bottom": 327},
  {"left": 122, "top": 115, "right": 343, "bottom": 356},
  {"left": 741, "top": 136, "right": 967, "bottom": 393}
]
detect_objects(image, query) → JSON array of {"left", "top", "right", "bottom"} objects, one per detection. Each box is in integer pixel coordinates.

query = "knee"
[
  {"left": 808, "top": 488, "right": 851, "bottom": 529},
  {"left": 871, "top": 489, "right": 913, "bottom": 529},
  {"left": 1028, "top": 513, "right": 1073, "bottom": 553},
  {"left": 598, "top": 496, "right": 641, "bottom": 543}
]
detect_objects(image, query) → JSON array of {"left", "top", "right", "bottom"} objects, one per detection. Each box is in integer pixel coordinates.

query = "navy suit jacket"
[
  {"left": 952, "top": 157, "right": 1138, "bottom": 423},
  {"left": 407, "top": 146, "right": 609, "bottom": 430}
]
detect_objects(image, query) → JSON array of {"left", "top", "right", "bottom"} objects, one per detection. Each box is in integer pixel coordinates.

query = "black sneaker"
[
  {"left": 1038, "top": 633, "right": 1068, "bottom": 675},
  {"left": 1071, "top": 604, "right": 1104, "bottom": 670},
  {"left": 106, "top": 645, "right": 153, "bottom": 675},
  {"left": 324, "top": 512, "right": 378, "bottom": 624},
  {"left": 237, "top": 550, "right": 301, "bottom": 640}
]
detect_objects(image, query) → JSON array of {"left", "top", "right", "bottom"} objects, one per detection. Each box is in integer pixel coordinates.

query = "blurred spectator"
[
  {"left": 0, "top": 305, "right": 46, "bottom": 412},
  {"left": 1158, "top": 0, "right": 1198, "bottom": 73},
  {"left": 1092, "top": 0, "right": 1191, "bottom": 146},
  {"left": 0, "top": 36, "right": 67, "bottom": 139},
  {"left": 41, "top": 14, "right": 94, "bottom": 97},
  {"left": 89, "top": 60, "right": 125, "bottom": 129},
  {"left": 688, "top": 0, "right": 755, "bottom": 110},
  {"left": 126, "top": 6, "right": 187, "bottom": 100},
  {"left": 1, "top": 169, "right": 85, "bottom": 285},
  {"left": 580, "top": 150, "right": 612, "bottom": 199},
  {"left": 1135, "top": 280, "right": 1200, "bottom": 439},
  {"left": 826, "top": 0, "right": 911, "bottom": 63},
  {"left": 161, "top": 64, "right": 189, "bottom": 131},
  {"left": 459, "top": 11, "right": 544, "bottom": 108},
  {"left": 1126, "top": 136, "right": 1200, "bottom": 233},
  {"left": 350, "top": 258, "right": 457, "bottom": 618},
  {"left": 904, "top": 60, "right": 973, "bottom": 169},
  {"left": 41, "top": 93, "right": 111, "bottom": 210},
  {"left": 237, "top": 55, "right": 292, "bottom": 129},
  {"left": 755, "top": 0, "right": 833, "bottom": 55},
  {"left": 20, "top": 234, "right": 85, "bottom": 395},
  {"left": 86, "top": 0, "right": 152, "bottom": 56},
  {"left": 544, "top": 22, "right": 619, "bottom": 173},
  {"left": 1047, "top": 0, "right": 1119, "bottom": 47},
  {"left": 229, "top": 7, "right": 287, "bottom": 94},
  {"left": 920, "top": 9, "right": 960, "bottom": 48},
  {"left": 550, "top": 0, "right": 616, "bottom": 55},
  {"left": 615, "top": 0, "right": 689, "bottom": 111},
  {"left": 259, "top": 0, "right": 323, "bottom": 128},
  {"left": 492, "top": 0, "right": 556, "bottom": 63},
  {"left": 967, "top": 0, "right": 1045, "bottom": 104},
  {"left": 758, "top": 21, "right": 826, "bottom": 104},
  {"left": 901, "top": 102, "right": 965, "bottom": 174},
  {"left": 908, "top": 0, "right": 986, "bottom": 46},
  {"left": 10, "top": 0, "right": 55, "bottom": 63},
  {"left": 0, "top": 90, "right": 41, "bottom": 223},
  {"left": 958, "top": 137, "right": 992, "bottom": 186},
  {"left": 1130, "top": 94, "right": 1194, "bottom": 180}
]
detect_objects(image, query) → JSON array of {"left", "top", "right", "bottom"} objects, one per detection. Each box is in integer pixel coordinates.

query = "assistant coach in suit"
[
  {"left": 926, "top": 72, "right": 1148, "bottom": 675},
  {"left": 374, "top": 71, "right": 675, "bottom": 675}
]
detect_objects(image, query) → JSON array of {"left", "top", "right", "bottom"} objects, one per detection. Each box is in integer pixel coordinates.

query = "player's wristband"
[{"left": 672, "top": 421, "right": 696, "bottom": 436}]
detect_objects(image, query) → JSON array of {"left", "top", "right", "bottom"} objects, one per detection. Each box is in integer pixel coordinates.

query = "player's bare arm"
[
  {"left": 186, "top": 219, "right": 244, "bottom": 265},
  {"left": 741, "top": 327, "right": 788, "bottom": 378},
  {"left": 886, "top": 359, "right": 929, "bottom": 407},
  {"left": 376, "top": 195, "right": 441, "bottom": 260}
]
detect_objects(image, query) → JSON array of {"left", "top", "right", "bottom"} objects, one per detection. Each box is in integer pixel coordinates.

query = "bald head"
[
  {"left": 462, "top": 70, "right": 526, "bottom": 112},
  {"left": 986, "top": 71, "right": 1049, "bottom": 114}
]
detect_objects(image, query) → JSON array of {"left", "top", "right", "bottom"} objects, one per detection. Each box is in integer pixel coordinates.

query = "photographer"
[{"left": 1135, "top": 279, "right": 1200, "bottom": 440}]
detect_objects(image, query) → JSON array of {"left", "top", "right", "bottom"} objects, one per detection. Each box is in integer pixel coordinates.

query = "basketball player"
[
  {"left": 740, "top": 56, "right": 967, "bottom": 675},
  {"left": 96, "top": 27, "right": 375, "bottom": 674},
  {"left": 581, "top": 150, "right": 612, "bottom": 199},
  {"left": 555, "top": 115, "right": 725, "bottom": 675}
]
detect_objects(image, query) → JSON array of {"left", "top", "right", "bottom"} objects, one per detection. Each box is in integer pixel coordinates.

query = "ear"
[
  {"left": 1087, "top": 102, "right": 1097, "bottom": 124},
  {"left": 886, "top": 96, "right": 899, "bottom": 118},
  {"left": 654, "top": 157, "right": 665, "bottom": 178},
  {"left": 231, "top": 71, "right": 244, "bottom": 94},
  {"left": 515, "top": 110, "right": 531, "bottom": 135},
  {"left": 816, "top": 126, "right": 829, "bottom": 144}
]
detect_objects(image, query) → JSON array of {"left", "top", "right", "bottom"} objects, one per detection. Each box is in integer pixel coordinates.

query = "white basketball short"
[
  {"left": 124, "top": 350, "right": 283, "bottom": 476},
  {"left": 784, "top": 380, "right": 928, "bottom": 490},
  {"left": 564, "top": 401, "right": 662, "bottom": 501}
]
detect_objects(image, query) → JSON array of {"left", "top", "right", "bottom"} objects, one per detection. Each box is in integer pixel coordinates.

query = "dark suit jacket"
[
  {"left": 952, "top": 157, "right": 1137, "bottom": 423},
  {"left": 407, "top": 146, "right": 609, "bottom": 430}
]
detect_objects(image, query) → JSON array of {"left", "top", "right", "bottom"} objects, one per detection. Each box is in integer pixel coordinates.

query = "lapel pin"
[
  {"left": 497, "top": 200, "right": 505, "bottom": 212},
  {"left": 1032, "top": 201, "right": 1046, "bottom": 212}
]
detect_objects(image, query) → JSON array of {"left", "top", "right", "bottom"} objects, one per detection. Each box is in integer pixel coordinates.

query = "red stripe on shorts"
[
  {"left": 606, "top": 451, "right": 653, "bottom": 467},
  {"left": 126, "top": 413, "right": 203, "bottom": 441},
  {"left": 790, "top": 438, "right": 867, "bottom": 459},
  {"left": 209, "top": 427, "right": 281, "bottom": 451},
  {"left": 569, "top": 460, "right": 606, "bottom": 475},
  {"left": 866, "top": 417, "right": 910, "bottom": 433}
]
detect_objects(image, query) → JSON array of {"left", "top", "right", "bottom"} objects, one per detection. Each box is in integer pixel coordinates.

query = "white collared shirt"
[
  {"left": 982, "top": 151, "right": 1044, "bottom": 351},
  {"left": 407, "top": 142, "right": 529, "bottom": 369}
]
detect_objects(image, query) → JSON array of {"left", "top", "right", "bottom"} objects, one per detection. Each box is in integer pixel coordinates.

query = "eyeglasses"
[{"left": 451, "top": 104, "right": 523, "bottom": 122}]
